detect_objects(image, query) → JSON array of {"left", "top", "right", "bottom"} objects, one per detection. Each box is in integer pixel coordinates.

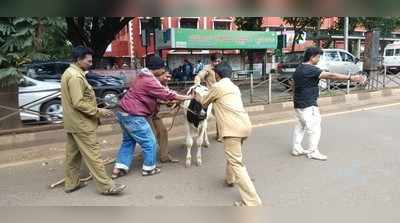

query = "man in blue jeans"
[{"left": 111, "top": 56, "right": 193, "bottom": 178}]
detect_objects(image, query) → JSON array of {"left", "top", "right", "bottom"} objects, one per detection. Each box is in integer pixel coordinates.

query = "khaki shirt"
[
  {"left": 194, "top": 64, "right": 217, "bottom": 88},
  {"left": 61, "top": 64, "right": 101, "bottom": 132},
  {"left": 200, "top": 78, "right": 252, "bottom": 138}
]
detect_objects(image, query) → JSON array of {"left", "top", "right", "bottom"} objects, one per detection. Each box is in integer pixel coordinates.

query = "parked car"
[
  {"left": 383, "top": 41, "right": 400, "bottom": 74},
  {"left": 318, "top": 49, "right": 362, "bottom": 75},
  {"left": 24, "top": 61, "right": 126, "bottom": 108},
  {"left": 19, "top": 76, "right": 62, "bottom": 122},
  {"left": 276, "top": 49, "right": 363, "bottom": 89},
  {"left": 85, "top": 71, "right": 126, "bottom": 108}
]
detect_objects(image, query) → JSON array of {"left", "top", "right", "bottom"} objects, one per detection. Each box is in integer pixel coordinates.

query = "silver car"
[{"left": 19, "top": 76, "right": 62, "bottom": 122}]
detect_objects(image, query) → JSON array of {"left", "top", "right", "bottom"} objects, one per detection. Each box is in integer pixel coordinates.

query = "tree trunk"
[
  {"left": 0, "top": 85, "right": 22, "bottom": 130},
  {"left": 291, "top": 32, "right": 297, "bottom": 52}
]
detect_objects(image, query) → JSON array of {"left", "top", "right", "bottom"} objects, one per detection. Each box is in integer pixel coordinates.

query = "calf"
[{"left": 183, "top": 85, "right": 212, "bottom": 167}]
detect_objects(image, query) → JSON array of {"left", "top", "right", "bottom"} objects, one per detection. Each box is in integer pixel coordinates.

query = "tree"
[
  {"left": 65, "top": 17, "right": 133, "bottom": 67},
  {"left": 234, "top": 17, "right": 265, "bottom": 72},
  {"left": 0, "top": 17, "right": 50, "bottom": 129},
  {"left": 282, "top": 17, "right": 324, "bottom": 52},
  {"left": 40, "top": 17, "right": 72, "bottom": 59}
]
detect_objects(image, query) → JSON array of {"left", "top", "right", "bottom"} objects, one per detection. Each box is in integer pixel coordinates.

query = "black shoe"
[{"left": 65, "top": 182, "right": 88, "bottom": 193}]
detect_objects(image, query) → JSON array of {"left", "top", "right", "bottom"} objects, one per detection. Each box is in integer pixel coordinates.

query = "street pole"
[{"left": 344, "top": 17, "right": 349, "bottom": 52}]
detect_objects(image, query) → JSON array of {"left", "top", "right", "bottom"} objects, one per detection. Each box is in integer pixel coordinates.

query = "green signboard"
[{"left": 156, "top": 28, "right": 277, "bottom": 49}]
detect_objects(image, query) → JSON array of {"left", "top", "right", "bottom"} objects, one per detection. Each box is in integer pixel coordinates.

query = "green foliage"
[
  {"left": 234, "top": 17, "right": 264, "bottom": 31},
  {"left": 282, "top": 17, "right": 324, "bottom": 51},
  {"left": 0, "top": 17, "right": 38, "bottom": 87}
]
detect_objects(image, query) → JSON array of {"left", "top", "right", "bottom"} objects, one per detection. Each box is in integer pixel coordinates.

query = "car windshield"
[{"left": 282, "top": 53, "right": 303, "bottom": 63}]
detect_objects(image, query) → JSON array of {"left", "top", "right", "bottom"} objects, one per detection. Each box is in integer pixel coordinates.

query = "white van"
[{"left": 383, "top": 42, "right": 400, "bottom": 74}]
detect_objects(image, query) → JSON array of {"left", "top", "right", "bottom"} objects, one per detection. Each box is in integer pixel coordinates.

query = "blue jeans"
[{"left": 115, "top": 112, "right": 157, "bottom": 171}]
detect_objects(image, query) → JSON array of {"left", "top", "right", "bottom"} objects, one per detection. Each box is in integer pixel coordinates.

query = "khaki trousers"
[
  {"left": 224, "top": 137, "right": 262, "bottom": 206},
  {"left": 65, "top": 131, "right": 113, "bottom": 193},
  {"left": 149, "top": 117, "right": 170, "bottom": 162}
]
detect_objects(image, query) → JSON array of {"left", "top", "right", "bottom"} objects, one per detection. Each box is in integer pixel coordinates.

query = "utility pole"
[{"left": 344, "top": 17, "right": 349, "bottom": 52}]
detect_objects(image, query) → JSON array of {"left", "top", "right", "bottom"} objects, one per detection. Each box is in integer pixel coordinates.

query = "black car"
[{"left": 24, "top": 61, "right": 126, "bottom": 108}]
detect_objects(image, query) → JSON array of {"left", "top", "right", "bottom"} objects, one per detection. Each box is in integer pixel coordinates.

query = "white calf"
[{"left": 183, "top": 85, "right": 212, "bottom": 168}]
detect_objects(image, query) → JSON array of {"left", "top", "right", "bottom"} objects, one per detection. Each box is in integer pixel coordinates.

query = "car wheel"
[
  {"left": 102, "top": 90, "right": 119, "bottom": 108},
  {"left": 40, "top": 100, "right": 63, "bottom": 123}
]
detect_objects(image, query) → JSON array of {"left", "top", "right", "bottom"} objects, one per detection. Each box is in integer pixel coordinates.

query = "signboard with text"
[{"left": 156, "top": 28, "right": 277, "bottom": 49}]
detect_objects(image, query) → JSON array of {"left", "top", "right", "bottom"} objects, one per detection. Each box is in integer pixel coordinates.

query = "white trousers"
[{"left": 292, "top": 106, "right": 321, "bottom": 152}]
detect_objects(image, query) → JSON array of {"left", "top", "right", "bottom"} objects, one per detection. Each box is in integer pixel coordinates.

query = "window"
[
  {"left": 323, "top": 51, "right": 341, "bottom": 61},
  {"left": 180, "top": 18, "right": 198, "bottom": 29},
  {"left": 395, "top": 49, "right": 400, "bottom": 56},
  {"left": 213, "top": 21, "right": 231, "bottom": 30},
  {"left": 386, "top": 49, "right": 394, "bottom": 56},
  {"left": 35, "top": 64, "right": 57, "bottom": 77},
  {"left": 339, "top": 52, "right": 354, "bottom": 62}
]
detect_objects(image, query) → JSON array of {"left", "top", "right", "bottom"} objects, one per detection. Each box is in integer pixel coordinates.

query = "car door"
[
  {"left": 384, "top": 48, "right": 395, "bottom": 67},
  {"left": 322, "top": 50, "right": 342, "bottom": 73},
  {"left": 339, "top": 51, "right": 359, "bottom": 74},
  {"left": 394, "top": 48, "right": 400, "bottom": 66}
]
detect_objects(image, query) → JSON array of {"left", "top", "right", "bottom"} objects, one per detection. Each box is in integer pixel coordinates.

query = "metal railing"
[{"left": 243, "top": 66, "right": 400, "bottom": 104}]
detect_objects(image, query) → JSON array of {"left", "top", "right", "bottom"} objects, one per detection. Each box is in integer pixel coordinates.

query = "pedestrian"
[
  {"left": 194, "top": 62, "right": 262, "bottom": 206},
  {"left": 193, "top": 59, "right": 204, "bottom": 75},
  {"left": 111, "top": 55, "right": 193, "bottom": 178},
  {"left": 183, "top": 59, "right": 194, "bottom": 80},
  {"left": 149, "top": 68, "right": 179, "bottom": 163},
  {"left": 194, "top": 53, "right": 223, "bottom": 142},
  {"left": 61, "top": 46, "right": 126, "bottom": 195},
  {"left": 292, "top": 47, "right": 367, "bottom": 160}
]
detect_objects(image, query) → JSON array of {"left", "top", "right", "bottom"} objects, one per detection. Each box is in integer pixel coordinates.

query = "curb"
[{"left": 1, "top": 88, "right": 400, "bottom": 151}]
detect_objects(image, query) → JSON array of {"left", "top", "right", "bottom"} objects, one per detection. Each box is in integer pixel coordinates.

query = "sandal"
[
  {"left": 111, "top": 168, "right": 127, "bottom": 179},
  {"left": 101, "top": 183, "right": 126, "bottom": 195},
  {"left": 142, "top": 167, "right": 161, "bottom": 176}
]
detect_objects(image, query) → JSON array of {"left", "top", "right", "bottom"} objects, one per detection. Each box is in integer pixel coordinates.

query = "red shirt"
[{"left": 119, "top": 69, "right": 177, "bottom": 117}]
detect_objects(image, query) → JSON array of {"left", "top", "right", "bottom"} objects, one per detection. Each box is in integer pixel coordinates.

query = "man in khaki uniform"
[
  {"left": 194, "top": 53, "right": 222, "bottom": 141},
  {"left": 150, "top": 106, "right": 179, "bottom": 163},
  {"left": 61, "top": 46, "right": 126, "bottom": 195},
  {"left": 195, "top": 62, "right": 262, "bottom": 206},
  {"left": 144, "top": 65, "right": 179, "bottom": 163}
]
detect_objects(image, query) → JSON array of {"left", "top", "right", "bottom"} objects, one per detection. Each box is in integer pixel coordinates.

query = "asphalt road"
[{"left": 1, "top": 104, "right": 400, "bottom": 209}]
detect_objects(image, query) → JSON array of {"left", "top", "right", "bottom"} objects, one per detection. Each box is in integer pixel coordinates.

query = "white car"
[
  {"left": 277, "top": 49, "right": 363, "bottom": 89},
  {"left": 318, "top": 49, "right": 363, "bottom": 74},
  {"left": 317, "top": 49, "right": 363, "bottom": 88},
  {"left": 19, "top": 76, "right": 62, "bottom": 122}
]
